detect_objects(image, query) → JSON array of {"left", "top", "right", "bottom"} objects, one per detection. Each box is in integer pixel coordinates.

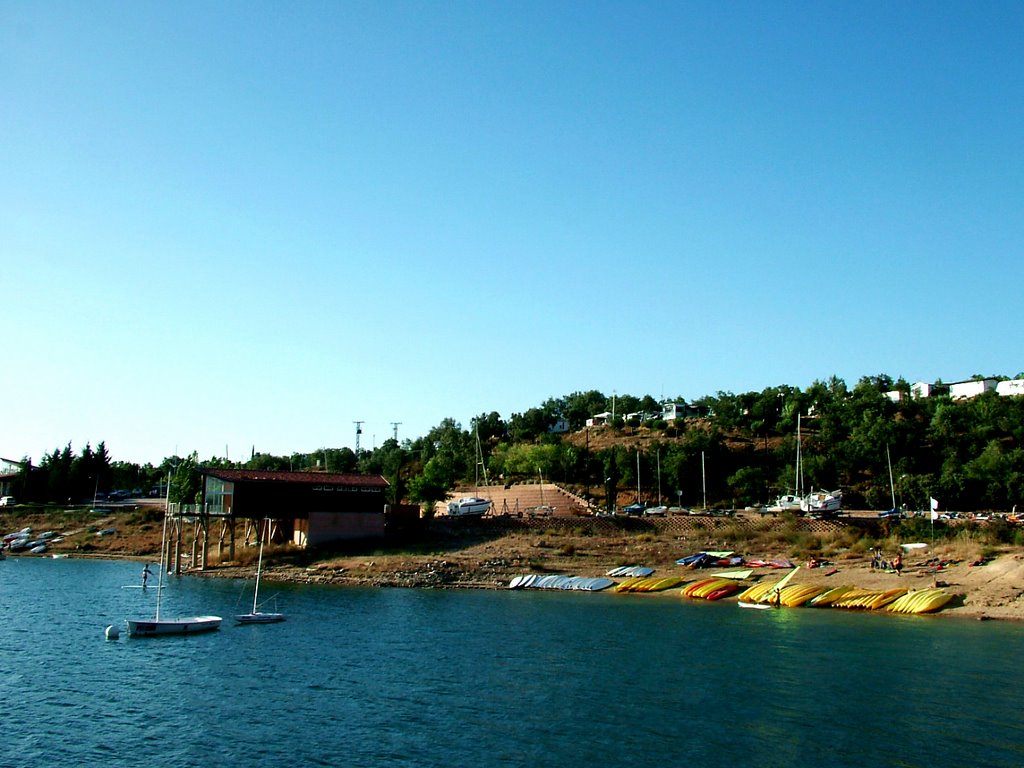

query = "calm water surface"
[{"left": 1, "top": 557, "right": 1022, "bottom": 767}]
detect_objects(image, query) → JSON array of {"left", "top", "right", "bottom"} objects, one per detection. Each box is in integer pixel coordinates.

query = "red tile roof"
[{"left": 201, "top": 468, "right": 388, "bottom": 487}]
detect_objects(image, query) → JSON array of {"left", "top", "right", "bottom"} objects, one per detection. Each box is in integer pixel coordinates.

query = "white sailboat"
[
  {"left": 235, "top": 518, "right": 285, "bottom": 624},
  {"left": 800, "top": 488, "right": 843, "bottom": 516},
  {"left": 125, "top": 487, "right": 222, "bottom": 637},
  {"left": 768, "top": 413, "right": 804, "bottom": 513},
  {"left": 447, "top": 424, "right": 492, "bottom": 517}
]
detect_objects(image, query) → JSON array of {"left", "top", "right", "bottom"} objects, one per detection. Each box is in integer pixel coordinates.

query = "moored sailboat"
[
  {"left": 235, "top": 518, "right": 285, "bottom": 624},
  {"left": 125, "top": 489, "right": 221, "bottom": 637}
]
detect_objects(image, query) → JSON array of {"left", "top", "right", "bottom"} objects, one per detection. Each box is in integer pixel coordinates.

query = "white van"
[{"left": 0, "top": 496, "right": 15, "bottom": 507}]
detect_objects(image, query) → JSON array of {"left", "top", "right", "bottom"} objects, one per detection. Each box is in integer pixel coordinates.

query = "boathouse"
[{"left": 200, "top": 468, "right": 389, "bottom": 547}]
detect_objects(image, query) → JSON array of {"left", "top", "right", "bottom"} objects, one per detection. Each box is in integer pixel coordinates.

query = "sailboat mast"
[
  {"left": 887, "top": 445, "right": 896, "bottom": 510},
  {"left": 656, "top": 449, "right": 662, "bottom": 505},
  {"left": 156, "top": 472, "right": 170, "bottom": 621},
  {"left": 474, "top": 423, "right": 488, "bottom": 490},
  {"left": 253, "top": 518, "right": 267, "bottom": 613},
  {"left": 636, "top": 450, "right": 641, "bottom": 502},
  {"left": 796, "top": 412, "right": 803, "bottom": 497},
  {"left": 701, "top": 451, "right": 707, "bottom": 510}
]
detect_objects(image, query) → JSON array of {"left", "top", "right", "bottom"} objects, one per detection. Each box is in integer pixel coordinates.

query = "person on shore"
[
  {"left": 870, "top": 548, "right": 884, "bottom": 570},
  {"left": 891, "top": 552, "right": 903, "bottom": 576},
  {"left": 142, "top": 563, "right": 153, "bottom": 588}
]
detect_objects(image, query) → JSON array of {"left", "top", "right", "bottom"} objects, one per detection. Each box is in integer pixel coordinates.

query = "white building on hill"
[
  {"left": 996, "top": 378, "right": 1024, "bottom": 397},
  {"left": 949, "top": 378, "right": 998, "bottom": 400}
]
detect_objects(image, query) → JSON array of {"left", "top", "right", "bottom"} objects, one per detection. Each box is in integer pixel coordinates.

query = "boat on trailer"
[
  {"left": 446, "top": 423, "right": 493, "bottom": 517},
  {"left": 447, "top": 496, "right": 492, "bottom": 516}
]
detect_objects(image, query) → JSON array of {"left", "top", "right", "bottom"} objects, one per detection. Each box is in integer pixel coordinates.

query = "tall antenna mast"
[
  {"left": 391, "top": 422, "right": 402, "bottom": 442},
  {"left": 353, "top": 421, "right": 364, "bottom": 453}
]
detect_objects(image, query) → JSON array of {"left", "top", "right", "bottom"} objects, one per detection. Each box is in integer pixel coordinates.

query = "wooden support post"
[
  {"left": 173, "top": 515, "right": 182, "bottom": 575},
  {"left": 164, "top": 515, "right": 174, "bottom": 574},
  {"left": 217, "top": 517, "right": 226, "bottom": 561},
  {"left": 200, "top": 515, "right": 209, "bottom": 571}
]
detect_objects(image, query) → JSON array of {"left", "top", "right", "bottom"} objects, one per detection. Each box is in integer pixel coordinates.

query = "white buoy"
[{"left": 104, "top": 624, "right": 120, "bottom": 640}]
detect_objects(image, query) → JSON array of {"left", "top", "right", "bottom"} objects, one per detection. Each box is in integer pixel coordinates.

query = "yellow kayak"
[{"left": 645, "top": 576, "right": 685, "bottom": 592}]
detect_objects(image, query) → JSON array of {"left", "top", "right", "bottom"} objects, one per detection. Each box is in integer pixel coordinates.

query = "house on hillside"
[
  {"left": 912, "top": 381, "right": 934, "bottom": 399},
  {"left": 911, "top": 381, "right": 950, "bottom": 399},
  {"left": 0, "top": 458, "right": 23, "bottom": 497},
  {"left": 586, "top": 412, "right": 612, "bottom": 427},
  {"left": 200, "top": 468, "right": 389, "bottom": 548},
  {"left": 949, "top": 378, "right": 998, "bottom": 400},
  {"left": 996, "top": 379, "right": 1024, "bottom": 397},
  {"left": 661, "top": 403, "right": 687, "bottom": 421}
]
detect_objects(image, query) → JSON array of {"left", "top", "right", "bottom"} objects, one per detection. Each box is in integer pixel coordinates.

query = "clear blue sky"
[{"left": 2, "top": 1, "right": 1021, "bottom": 467}]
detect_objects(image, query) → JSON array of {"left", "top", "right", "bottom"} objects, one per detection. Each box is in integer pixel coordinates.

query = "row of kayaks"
[
  {"left": 508, "top": 574, "right": 616, "bottom": 591},
  {"left": 735, "top": 581, "right": 954, "bottom": 614},
  {"left": 606, "top": 565, "right": 656, "bottom": 578},
  {"left": 508, "top": 571, "right": 955, "bottom": 614},
  {"left": 679, "top": 577, "right": 742, "bottom": 600},
  {"left": 614, "top": 575, "right": 686, "bottom": 593},
  {"left": 508, "top": 573, "right": 745, "bottom": 601}
]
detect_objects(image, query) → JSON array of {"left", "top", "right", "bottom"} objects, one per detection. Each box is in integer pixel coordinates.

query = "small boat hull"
[
  {"left": 447, "top": 497, "right": 491, "bottom": 516},
  {"left": 235, "top": 612, "right": 286, "bottom": 624},
  {"left": 126, "top": 616, "right": 223, "bottom": 637}
]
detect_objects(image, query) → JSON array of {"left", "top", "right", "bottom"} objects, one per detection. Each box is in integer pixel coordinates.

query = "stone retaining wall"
[{"left": 431, "top": 513, "right": 879, "bottom": 537}]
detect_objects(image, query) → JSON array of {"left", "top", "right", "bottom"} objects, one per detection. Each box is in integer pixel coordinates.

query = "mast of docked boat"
[
  {"left": 701, "top": 451, "right": 707, "bottom": 511},
  {"left": 795, "top": 412, "right": 803, "bottom": 499},
  {"left": 155, "top": 472, "right": 171, "bottom": 622},
  {"left": 656, "top": 449, "right": 662, "bottom": 506},
  {"left": 636, "top": 449, "right": 641, "bottom": 503},
  {"left": 251, "top": 518, "right": 268, "bottom": 614},
  {"left": 887, "top": 444, "right": 897, "bottom": 511},
  {"left": 474, "top": 421, "right": 489, "bottom": 492}
]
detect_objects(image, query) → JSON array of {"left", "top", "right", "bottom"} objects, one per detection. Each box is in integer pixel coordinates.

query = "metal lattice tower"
[{"left": 354, "top": 421, "right": 364, "bottom": 454}]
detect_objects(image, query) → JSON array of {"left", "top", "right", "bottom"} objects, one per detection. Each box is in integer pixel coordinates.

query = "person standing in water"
[{"left": 142, "top": 563, "right": 153, "bottom": 588}]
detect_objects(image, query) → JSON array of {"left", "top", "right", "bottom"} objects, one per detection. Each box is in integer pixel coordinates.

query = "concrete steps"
[{"left": 436, "top": 483, "right": 592, "bottom": 517}]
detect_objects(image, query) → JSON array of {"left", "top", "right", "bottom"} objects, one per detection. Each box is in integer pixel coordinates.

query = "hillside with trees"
[{"left": 7, "top": 374, "right": 1024, "bottom": 514}]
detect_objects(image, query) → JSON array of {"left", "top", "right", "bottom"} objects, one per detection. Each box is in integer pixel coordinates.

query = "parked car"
[
  {"left": 0, "top": 496, "right": 15, "bottom": 507},
  {"left": 622, "top": 503, "right": 646, "bottom": 516},
  {"left": 879, "top": 508, "right": 904, "bottom": 519}
]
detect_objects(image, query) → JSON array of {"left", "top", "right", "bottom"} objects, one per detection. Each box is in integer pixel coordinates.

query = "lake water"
[{"left": 1, "top": 557, "right": 1023, "bottom": 767}]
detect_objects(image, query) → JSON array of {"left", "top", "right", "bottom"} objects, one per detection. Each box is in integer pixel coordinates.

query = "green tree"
[
  {"left": 407, "top": 455, "right": 455, "bottom": 514},
  {"left": 169, "top": 452, "right": 202, "bottom": 505},
  {"left": 562, "top": 390, "right": 607, "bottom": 429}
]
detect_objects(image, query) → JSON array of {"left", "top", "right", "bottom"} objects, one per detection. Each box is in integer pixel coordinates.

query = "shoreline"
[
  {"left": 5, "top": 508, "right": 1024, "bottom": 621},
  {"left": 8, "top": 546, "right": 1022, "bottom": 621},
  {"left": 196, "top": 545, "right": 1024, "bottom": 622}
]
